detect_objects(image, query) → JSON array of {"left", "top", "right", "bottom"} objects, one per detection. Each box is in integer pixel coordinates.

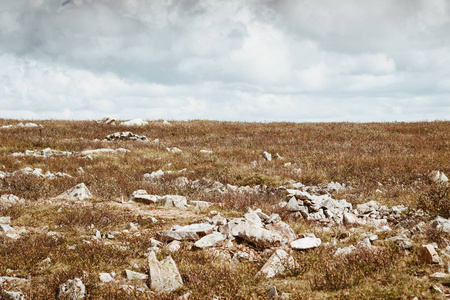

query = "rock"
[
  {"left": 0, "top": 224, "right": 14, "bottom": 232},
  {"left": 230, "top": 222, "right": 283, "bottom": 248},
  {"left": 194, "top": 232, "right": 226, "bottom": 248},
  {"left": 97, "top": 117, "right": 116, "bottom": 125},
  {"left": 157, "top": 231, "right": 199, "bottom": 242},
  {"left": 389, "top": 236, "right": 413, "bottom": 249},
  {"left": 0, "top": 217, "right": 11, "bottom": 224},
  {"left": 166, "top": 240, "right": 181, "bottom": 253},
  {"left": 265, "top": 221, "right": 297, "bottom": 243},
  {"left": 267, "top": 286, "right": 278, "bottom": 298},
  {"left": 80, "top": 148, "right": 130, "bottom": 156},
  {"left": 125, "top": 270, "right": 148, "bottom": 280},
  {"left": 166, "top": 147, "right": 182, "bottom": 153},
  {"left": 432, "top": 216, "right": 450, "bottom": 233},
  {"left": 99, "top": 273, "right": 115, "bottom": 283},
  {"left": 290, "top": 237, "right": 321, "bottom": 250},
  {"left": 105, "top": 131, "right": 148, "bottom": 141},
  {"left": 430, "top": 272, "right": 449, "bottom": 279},
  {"left": 148, "top": 251, "right": 183, "bottom": 292},
  {"left": 159, "top": 195, "right": 188, "bottom": 209},
  {"left": 131, "top": 190, "right": 159, "bottom": 204},
  {"left": 190, "top": 201, "right": 214, "bottom": 209},
  {"left": 54, "top": 183, "right": 92, "bottom": 201},
  {"left": 58, "top": 278, "right": 85, "bottom": 300},
  {"left": 2, "top": 291, "right": 24, "bottom": 300},
  {"left": 121, "top": 119, "right": 147, "bottom": 126},
  {"left": 418, "top": 244, "right": 440, "bottom": 264},
  {"left": 334, "top": 245, "right": 356, "bottom": 257},
  {"left": 0, "top": 195, "right": 25, "bottom": 208},
  {"left": 262, "top": 151, "right": 272, "bottom": 161},
  {"left": 430, "top": 170, "right": 449, "bottom": 183},
  {"left": 258, "top": 249, "right": 295, "bottom": 278},
  {"left": 144, "top": 170, "right": 165, "bottom": 180},
  {"left": 343, "top": 212, "right": 358, "bottom": 226},
  {"left": 244, "top": 210, "right": 264, "bottom": 227},
  {"left": 210, "top": 214, "right": 227, "bottom": 226},
  {"left": 200, "top": 149, "right": 213, "bottom": 154},
  {"left": 171, "top": 223, "right": 215, "bottom": 236},
  {"left": 286, "top": 197, "right": 302, "bottom": 212}
]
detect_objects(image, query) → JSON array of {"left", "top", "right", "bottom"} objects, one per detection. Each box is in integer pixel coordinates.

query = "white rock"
[
  {"left": 121, "top": 119, "right": 147, "bottom": 126},
  {"left": 143, "top": 170, "right": 165, "bottom": 180},
  {"left": 0, "top": 217, "right": 11, "bottom": 224},
  {"left": 286, "top": 197, "right": 302, "bottom": 212},
  {"left": 258, "top": 249, "right": 295, "bottom": 278},
  {"left": 99, "top": 273, "right": 114, "bottom": 283},
  {"left": 166, "top": 147, "right": 182, "bottom": 153},
  {"left": 148, "top": 251, "right": 183, "bottom": 292},
  {"left": 230, "top": 221, "right": 283, "bottom": 248},
  {"left": 194, "top": 232, "right": 226, "bottom": 248},
  {"left": 54, "top": 183, "right": 92, "bottom": 201},
  {"left": 262, "top": 151, "right": 272, "bottom": 161},
  {"left": 200, "top": 149, "right": 213, "bottom": 154},
  {"left": 0, "top": 194, "right": 25, "bottom": 208},
  {"left": 2, "top": 291, "right": 25, "bottom": 300},
  {"left": 80, "top": 148, "right": 130, "bottom": 156},
  {"left": 131, "top": 190, "right": 159, "bottom": 204},
  {"left": 125, "top": 269, "right": 148, "bottom": 280},
  {"left": 58, "top": 278, "right": 85, "bottom": 300},
  {"left": 430, "top": 170, "right": 449, "bottom": 183},
  {"left": 166, "top": 240, "right": 182, "bottom": 253},
  {"left": 290, "top": 237, "right": 321, "bottom": 250}
]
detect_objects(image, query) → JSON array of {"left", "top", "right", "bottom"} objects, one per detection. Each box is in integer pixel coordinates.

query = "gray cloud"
[{"left": 0, "top": 0, "right": 449, "bottom": 121}]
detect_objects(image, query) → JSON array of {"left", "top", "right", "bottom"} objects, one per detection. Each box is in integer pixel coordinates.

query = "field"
[{"left": 0, "top": 119, "right": 449, "bottom": 299}]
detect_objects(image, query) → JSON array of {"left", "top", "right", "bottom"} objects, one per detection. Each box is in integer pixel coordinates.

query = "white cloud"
[{"left": 0, "top": 0, "right": 449, "bottom": 121}]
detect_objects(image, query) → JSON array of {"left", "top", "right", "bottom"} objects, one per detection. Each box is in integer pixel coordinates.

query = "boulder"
[
  {"left": 159, "top": 195, "right": 188, "bottom": 209},
  {"left": 171, "top": 223, "right": 215, "bottom": 236},
  {"left": 99, "top": 273, "right": 114, "bottom": 283},
  {"left": 286, "top": 197, "right": 302, "bottom": 212},
  {"left": 290, "top": 237, "right": 321, "bottom": 250},
  {"left": 265, "top": 221, "right": 297, "bottom": 243},
  {"left": 54, "top": 183, "right": 92, "bottom": 201},
  {"left": 2, "top": 291, "right": 24, "bottom": 300},
  {"left": 121, "top": 119, "right": 147, "bottom": 126},
  {"left": 148, "top": 251, "right": 183, "bottom": 292},
  {"left": 157, "top": 231, "right": 199, "bottom": 242},
  {"left": 131, "top": 190, "right": 159, "bottom": 204},
  {"left": 58, "top": 278, "right": 85, "bottom": 300},
  {"left": 343, "top": 212, "right": 358, "bottom": 226},
  {"left": 258, "top": 249, "right": 295, "bottom": 278},
  {"left": 166, "top": 240, "right": 181, "bottom": 252},
  {"left": 105, "top": 131, "right": 148, "bottom": 141}
]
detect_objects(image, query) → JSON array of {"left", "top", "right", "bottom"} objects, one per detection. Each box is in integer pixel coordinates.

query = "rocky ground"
[{"left": 0, "top": 119, "right": 449, "bottom": 299}]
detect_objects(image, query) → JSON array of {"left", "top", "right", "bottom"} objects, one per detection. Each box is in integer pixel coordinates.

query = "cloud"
[{"left": 0, "top": 0, "right": 449, "bottom": 121}]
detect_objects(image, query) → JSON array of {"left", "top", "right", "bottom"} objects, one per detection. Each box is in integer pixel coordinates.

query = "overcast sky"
[{"left": 1, "top": 0, "right": 449, "bottom": 122}]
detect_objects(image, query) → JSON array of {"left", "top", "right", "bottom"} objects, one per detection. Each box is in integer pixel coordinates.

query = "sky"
[{"left": 0, "top": 0, "right": 449, "bottom": 122}]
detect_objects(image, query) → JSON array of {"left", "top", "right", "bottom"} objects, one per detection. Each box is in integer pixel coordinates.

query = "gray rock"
[
  {"left": 131, "top": 190, "right": 159, "bottom": 204},
  {"left": 99, "top": 273, "right": 114, "bottom": 283},
  {"left": 58, "top": 278, "right": 85, "bottom": 300},
  {"left": 80, "top": 148, "right": 130, "bottom": 156},
  {"left": 432, "top": 216, "right": 450, "bottom": 233},
  {"left": 418, "top": 244, "right": 440, "bottom": 264},
  {"left": 0, "top": 195, "right": 25, "bottom": 208},
  {"left": 265, "top": 221, "right": 297, "bottom": 244},
  {"left": 190, "top": 201, "right": 214, "bottom": 209},
  {"left": 0, "top": 224, "right": 14, "bottom": 232},
  {"left": 267, "top": 286, "right": 278, "bottom": 298},
  {"left": 159, "top": 195, "right": 188, "bottom": 209},
  {"left": 148, "top": 251, "right": 183, "bottom": 292},
  {"left": 105, "top": 131, "right": 148, "bottom": 141},
  {"left": 172, "top": 223, "right": 215, "bottom": 236},
  {"left": 430, "top": 170, "right": 449, "bottom": 183},
  {"left": 258, "top": 249, "right": 295, "bottom": 278},
  {"left": 166, "top": 240, "right": 181, "bottom": 252},
  {"left": 263, "top": 151, "right": 272, "bottom": 161},
  {"left": 54, "top": 183, "right": 92, "bottom": 201},
  {"left": 290, "top": 237, "right": 321, "bottom": 250},
  {"left": 343, "top": 212, "right": 358, "bottom": 226}
]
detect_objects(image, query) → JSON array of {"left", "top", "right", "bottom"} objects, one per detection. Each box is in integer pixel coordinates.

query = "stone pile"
[
  {"left": 105, "top": 132, "right": 148, "bottom": 141},
  {"left": 282, "top": 185, "right": 410, "bottom": 226}
]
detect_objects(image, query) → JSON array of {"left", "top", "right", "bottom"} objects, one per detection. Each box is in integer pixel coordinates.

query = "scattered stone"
[
  {"left": 430, "top": 170, "right": 449, "bottom": 183},
  {"left": 9, "top": 148, "right": 72, "bottom": 158},
  {"left": 166, "top": 240, "right": 182, "bottom": 253},
  {"left": 419, "top": 244, "right": 440, "bottom": 264},
  {"left": 194, "top": 232, "right": 226, "bottom": 248},
  {"left": 97, "top": 117, "right": 116, "bottom": 125},
  {"left": 121, "top": 119, "right": 147, "bottom": 126},
  {"left": 2, "top": 291, "right": 24, "bottom": 300},
  {"left": 430, "top": 272, "right": 449, "bottom": 279},
  {"left": 58, "top": 278, "right": 85, "bottom": 300},
  {"left": 258, "top": 249, "right": 295, "bottom": 278},
  {"left": 148, "top": 251, "right": 183, "bottom": 292},
  {"left": 99, "top": 273, "right": 115, "bottom": 283},
  {"left": 105, "top": 132, "right": 148, "bottom": 141},
  {"left": 80, "top": 148, "right": 130, "bottom": 156},
  {"left": 125, "top": 270, "right": 148, "bottom": 280},
  {"left": 54, "top": 183, "right": 93, "bottom": 201},
  {"left": 262, "top": 151, "right": 272, "bottom": 161},
  {"left": 0, "top": 195, "right": 25, "bottom": 208},
  {"left": 166, "top": 147, "right": 182, "bottom": 153},
  {"left": 290, "top": 236, "right": 321, "bottom": 250},
  {"left": 267, "top": 286, "right": 278, "bottom": 298}
]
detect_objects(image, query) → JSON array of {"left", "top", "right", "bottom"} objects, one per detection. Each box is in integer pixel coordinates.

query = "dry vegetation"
[{"left": 0, "top": 119, "right": 449, "bottom": 299}]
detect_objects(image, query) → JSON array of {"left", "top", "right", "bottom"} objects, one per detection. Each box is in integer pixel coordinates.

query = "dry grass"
[{"left": 0, "top": 119, "right": 449, "bottom": 299}]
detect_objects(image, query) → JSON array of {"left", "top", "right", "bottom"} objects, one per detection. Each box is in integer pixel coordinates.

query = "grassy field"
[{"left": 0, "top": 119, "right": 449, "bottom": 299}]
